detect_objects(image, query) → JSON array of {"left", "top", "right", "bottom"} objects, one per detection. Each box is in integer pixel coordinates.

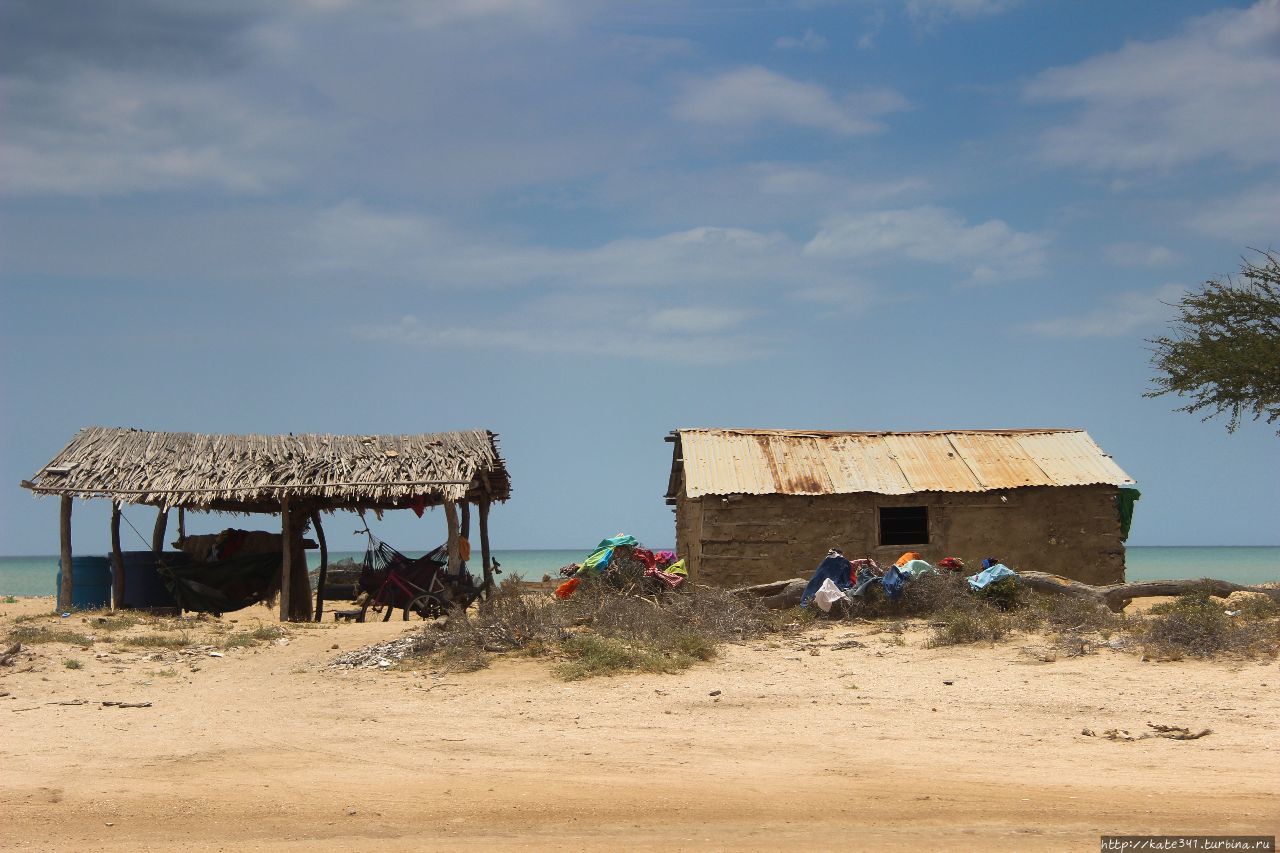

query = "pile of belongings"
[
  {"left": 555, "top": 534, "right": 686, "bottom": 599},
  {"left": 966, "top": 557, "right": 1017, "bottom": 590},
  {"left": 799, "top": 551, "right": 1018, "bottom": 612}
]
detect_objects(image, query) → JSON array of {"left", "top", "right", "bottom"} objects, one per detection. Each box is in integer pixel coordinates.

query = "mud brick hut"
[
  {"left": 21, "top": 427, "right": 511, "bottom": 620},
  {"left": 665, "top": 428, "right": 1137, "bottom": 587}
]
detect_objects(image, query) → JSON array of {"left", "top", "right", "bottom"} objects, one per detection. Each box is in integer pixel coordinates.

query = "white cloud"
[
  {"left": 774, "top": 29, "right": 828, "bottom": 52},
  {"left": 804, "top": 205, "right": 1048, "bottom": 282},
  {"left": 1103, "top": 242, "right": 1181, "bottom": 269},
  {"left": 649, "top": 306, "right": 753, "bottom": 334},
  {"left": 673, "top": 66, "right": 908, "bottom": 136},
  {"left": 1187, "top": 183, "right": 1280, "bottom": 245},
  {"left": 0, "top": 69, "right": 299, "bottom": 196},
  {"left": 906, "top": 0, "right": 1020, "bottom": 27},
  {"left": 1025, "top": 1, "right": 1280, "bottom": 171},
  {"left": 353, "top": 302, "right": 766, "bottom": 364},
  {"left": 1025, "top": 283, "right": 1185, "bottom": 338}
]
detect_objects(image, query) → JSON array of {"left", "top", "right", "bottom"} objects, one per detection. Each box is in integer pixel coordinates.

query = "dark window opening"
[{"left": 879, "top": 506, "right": 929, "bottom": 546}]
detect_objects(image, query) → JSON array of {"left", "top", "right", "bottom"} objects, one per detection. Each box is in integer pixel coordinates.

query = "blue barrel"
[
  {"left": 120, "top": 551, "right": 189, "bottom": 609},
  {"left": 55, "top": 556, "right": 112, "bottom": 611}
]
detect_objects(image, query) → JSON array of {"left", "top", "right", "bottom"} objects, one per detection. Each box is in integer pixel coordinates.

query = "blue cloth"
[
  {"left": 981, "top": 557, "right": 1001, "bottom": 570},
  {"left": 800, "top": 554, "right": 853, "bottom": 607},
  {"left": 849, "top": 566, "right": 881, "bottom": 598},
  {"left": 578, "top": 534, "right": 640, "bottom": 575},
  {"left": 967, "top": 563, "right": 1017, "bottom": 590},
  {"left": 881, "top": 565, "right": 909, "bottom": 600}
]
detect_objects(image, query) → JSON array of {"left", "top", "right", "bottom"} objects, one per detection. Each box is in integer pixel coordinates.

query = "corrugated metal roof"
[{"left": 669, "top": 428, "right": 1134, "bottom": 498}]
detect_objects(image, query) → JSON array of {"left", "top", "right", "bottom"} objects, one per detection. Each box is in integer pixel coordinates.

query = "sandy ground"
[{"left": 1, "top": 595, "right": 1276, "bottom": 852}]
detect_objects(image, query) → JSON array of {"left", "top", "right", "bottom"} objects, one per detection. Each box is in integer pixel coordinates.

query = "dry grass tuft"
[
  {"left": 1140, "top": 590, "right": 1279, "bottom": 659},
  {"left": 402, "top": 577, "right": 783, "bottom": 678}
]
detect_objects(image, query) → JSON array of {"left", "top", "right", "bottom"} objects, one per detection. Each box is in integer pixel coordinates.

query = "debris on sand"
[
  {"left": 328, "top": 636, "right": 425, "bottom": 669},
  {"left": 1082, "top": 722, "right": 1212, "bottom": 741}
]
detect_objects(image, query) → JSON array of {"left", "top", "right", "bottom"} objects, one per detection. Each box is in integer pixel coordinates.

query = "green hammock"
[{"left": 156, "top": 552, "right": 282, "bottom": 614}]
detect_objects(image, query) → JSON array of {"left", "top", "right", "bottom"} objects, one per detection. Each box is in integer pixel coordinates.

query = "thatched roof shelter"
[
  {"left": 21, "top": 426, "right": 511, "bottom": 513},
  {"left": 22, "top": 426, "right": 512, "bottom": 621}
]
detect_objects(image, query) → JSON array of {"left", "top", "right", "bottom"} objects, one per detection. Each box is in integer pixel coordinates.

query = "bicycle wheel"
[{"left": 404, "top": 593, "right": 446, "bottom": 620}]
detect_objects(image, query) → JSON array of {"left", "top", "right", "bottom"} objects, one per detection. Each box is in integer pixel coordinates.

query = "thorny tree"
[{"left": 1146, "top": 250, "right": 1280, "bottom": 433}]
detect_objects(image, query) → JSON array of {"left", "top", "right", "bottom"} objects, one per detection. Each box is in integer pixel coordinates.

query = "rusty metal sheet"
[
  {"left": 881, "top": 433, "right": 984, "bottom": 492},
  {"left": 946, "top": 432, "right": 1050, "bottom": 490},
  {"left": 820, "top": 434, "right": 913, "bottom": 495},
  {"left": 1015, "top": 431, "right": 1135, "bottom": 487},
  {"left": 675, "top": 428, "right": 1133, "bottom": 498}
]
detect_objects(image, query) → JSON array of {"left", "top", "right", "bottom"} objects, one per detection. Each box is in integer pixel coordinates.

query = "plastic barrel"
[
  {"left": 120, "top": 551, "right": 189, "bottom": 609},
  {"left": 54, "top": 556, "right": 112, "bottom": 611}
]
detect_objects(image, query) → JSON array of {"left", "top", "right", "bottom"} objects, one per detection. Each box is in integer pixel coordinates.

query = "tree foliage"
[{"left": 1146, "top": 250, "right": 1280, "bottom": 433}]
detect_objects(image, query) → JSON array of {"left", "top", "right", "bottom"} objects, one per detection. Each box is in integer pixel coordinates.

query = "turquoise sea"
[{"left": 0, "top": 547, "right": 1276, "bottom": 597}]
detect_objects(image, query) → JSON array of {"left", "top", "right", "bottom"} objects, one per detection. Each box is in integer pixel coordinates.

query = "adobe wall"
[{"left": 675, "top": 485, "right": 1126, "bottom": 588}]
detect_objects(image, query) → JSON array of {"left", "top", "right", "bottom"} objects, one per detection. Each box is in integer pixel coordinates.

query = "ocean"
[{"left": 1, "top": 546, "right": 1276, "bottom": 598}]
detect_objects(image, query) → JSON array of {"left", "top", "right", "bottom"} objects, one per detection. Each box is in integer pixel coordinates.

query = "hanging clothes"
[
  {"left": 967, "top": 563, "right": 1017, "bottom": 590},
  {"left": 800, "top": 553, "right": 854, "bottom": 607},
  {"left": 1116, "top": 487, "right": 1141, "bottom": 542},
  {"left": 881, "top": 565, "right": 910, "bottom": 600},
  {"left": 577, "top": 534, "right": 640, "bottom": 575}
]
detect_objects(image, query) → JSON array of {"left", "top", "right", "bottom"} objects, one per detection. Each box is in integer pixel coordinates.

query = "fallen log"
[
  {"left": 1018, "top": 572, "right": 1280, "bottom": 613},
  {"left": 730, "top": 578, "right": 807, "bottom": 610}
]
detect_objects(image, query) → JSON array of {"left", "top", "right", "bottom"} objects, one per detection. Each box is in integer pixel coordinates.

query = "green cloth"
[
  {"left": 1116, "top": 487, "right": 1141, "bottom": 542},
  {"left": 666, "top": 558, "right": 687, "bottom": 577},
  {"left": 577, "top": 534, "right": 639, "bottom": 575}
]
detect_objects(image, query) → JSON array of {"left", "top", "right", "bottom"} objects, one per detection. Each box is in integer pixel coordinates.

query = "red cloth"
[
  {"left": 938, "top": 557, "right": 965, "bottom": 572},
  {"left": 644, "top": 565, "right": 685, "bottom": 590},
  {"left": 554, "top": 577, "right": 581, "bottom": 599},
  {"left": 409, "top": 496, "right": 427, "bottom": 518},
  {"left": 633, "top": 548, "right": 657, "bottom": 569}
]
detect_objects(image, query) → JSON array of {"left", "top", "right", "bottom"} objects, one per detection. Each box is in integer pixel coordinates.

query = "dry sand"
[{"left": 2, "top": 595, "right": 1276, "bottom": 852}]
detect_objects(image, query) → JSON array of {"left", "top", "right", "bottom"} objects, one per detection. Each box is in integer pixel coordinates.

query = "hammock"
[{"left": 156, "top": 552, "right": 283, "bottom": 614}]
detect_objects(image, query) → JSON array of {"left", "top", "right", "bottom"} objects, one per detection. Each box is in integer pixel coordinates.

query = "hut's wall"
[{"left": 676, "top": 485, "right": 1125, "bottom": 587}]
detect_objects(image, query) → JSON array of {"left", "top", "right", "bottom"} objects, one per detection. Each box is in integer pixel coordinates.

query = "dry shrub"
[
  {"left": 926, "top": 607, "right": 1010, "bottom": 647},
  {"left": 404, "top": 576, "right": 782, "bottom": 677},
  {"left": 1020, "top": 593, "right": 1123, "bottom": 634},
  {"left": 1139, "top": 591, "right": 1279, "bottom": 659}
]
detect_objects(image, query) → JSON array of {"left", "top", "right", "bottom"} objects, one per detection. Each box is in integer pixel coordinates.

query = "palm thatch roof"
[{"left": 20, "top": 427, "right": 511, "bottom": 513}]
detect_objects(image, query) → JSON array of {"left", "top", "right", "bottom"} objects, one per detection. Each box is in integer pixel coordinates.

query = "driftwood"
[
  {"left": 0, "top": 642, "right": 21, "bottom": 666},
  {"left": 1018, "top": 572, "right": 1280, "bottom": 613},
  {"left": 733, "top": 573, "right": 1279, "bottom": 613},
  {"left": 731, "top": 578, "right": 807, "bottom": 610}
]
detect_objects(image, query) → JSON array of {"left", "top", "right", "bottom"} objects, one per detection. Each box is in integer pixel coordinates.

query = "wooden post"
[
  {"left": 311, "top": 510, "right": 328, "bottom": 622},
  {"left": 460, "top": 501, "right": 471, "bottom": 539},
  {"left": 58, "top": 496, "right": 73, "bottom": 611},
  {"left": 478, "top": 497, "right": 493, "bottom": 596},
  {"left": 151, "top": 507, "right": 169, "bottom": 553},
  {"left": 443, "top": 499, "right": 460, "bottom": 575},
  {"left": 177, "top": 507, "right": 186, "bottom": 547},
  {"left": 110, "top": 502, "right": 125, "bottom": 610},
  {"left": 279, "top": 496, "right": 292, "bottom": 622}
]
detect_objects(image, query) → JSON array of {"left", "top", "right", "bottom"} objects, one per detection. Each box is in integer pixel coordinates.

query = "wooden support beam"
[
  {"left": 58, "top": 496, "right": 73, "bottom": 611},
  {"left": 177, "top": 507, "right": 186, "bottom": 546},
  {"left": 110, "top": 502, "right": 125, "bottom": 610},
  {"left": 460, "top": 501, "right": 471, "bottom": 539},
  {"left": 279, "top": 496, "right": 293, "bottom": 622},
  {"left": 151, "top": 508, "right": 169, "bottom": 553},
  {"left": 478, "top": 498, "right": 493, "bottom": 597},
  {"left": 311, "top": 510, "right": 328, "bottom": 622},
  {"left": 443, "top": 499, "right": 460, "bottom": 575},
  {"left": 287, "top": 510, "right": 312, "bottom": 622}
]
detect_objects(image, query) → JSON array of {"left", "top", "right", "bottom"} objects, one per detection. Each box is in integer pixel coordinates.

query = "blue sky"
[{"left": 1, "top": 0, "right": 1277, "bottom": 557}]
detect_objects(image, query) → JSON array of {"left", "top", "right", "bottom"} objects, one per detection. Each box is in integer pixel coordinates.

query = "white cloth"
[{"left": 814, "top": 578, "right": 845, "bottom": 612}]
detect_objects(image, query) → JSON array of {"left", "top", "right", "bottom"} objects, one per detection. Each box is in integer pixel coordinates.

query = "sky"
[{"left": 1, "top": 0, "right": 1278, "bottom": 557}]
